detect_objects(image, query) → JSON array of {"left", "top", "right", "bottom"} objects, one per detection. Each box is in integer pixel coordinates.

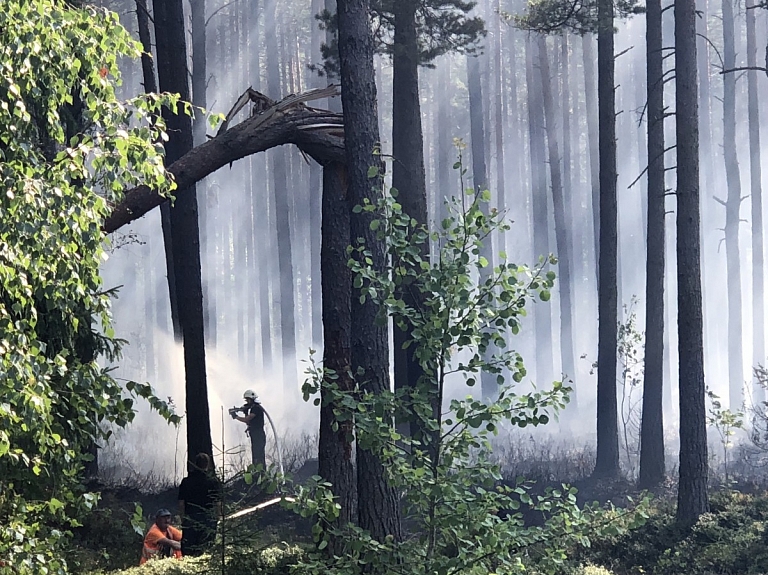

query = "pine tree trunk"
[
  {"left": 538, "top": 37, "right": 575, "bottom": 393},
  {"left": 309, "top": 0, "right": 324, "bottom": 349},
  {"left": 136, "top": 0, "right": 182, "bottom": 342},
  {"left": 468, "top": 54, "right": 497, "bottom": 398},
  {"left": 436, "top": 62, "right": 452, "bottom": 229},
  {"left": 318, "top": 161, "right": 357, "bottom": 533},
  {"left": 582, "top": 34, "right": 600, "bottom": 278},
  {"left": 639, "top": 0, "right": 666, "bottom": 489},
  {"left": 265, "top": 0, "right": 297, "bottom": 390},
  {"left": 526, "top": 36, "right": 554, "bottom": 386},
  {"left": 336, "top": 0, "right": 402, "bottom": 541},
  {"left": 493, "top": 0, "right": 506, "bottom": 253},
  {"left": 392, "top": 0, "right": 431, "bottom": 426},
  {"left": 153, "top": 0, "right": 213, "bottom": 469},
  {"left": 593, "top": 0, "right": 620, "bottom": 478},
  {"left": 722, "top": 0, "right": 744, "bottom": 410},
  {"left": 747, "top": 5, "right": 764, "bottom": 403},
  {"left": 675, "top": 0, "right": 709, "bottom": 524}
]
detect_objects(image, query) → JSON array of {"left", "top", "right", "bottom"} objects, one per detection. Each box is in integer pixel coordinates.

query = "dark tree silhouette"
[
  {"left": 638, "top": 0, "right": 666, "bottom": 489},
  {"left": 675, "top": 0, "right": 709, "bottom": 525},
  {"left": 592, "top": 0, "right": 620, "bottom": 478},
  {"left": 153, "top": 0, "right": 213, "bottom": 469},
  {"left": 336, "top": 0, "right": 402, "bottom": 540}
]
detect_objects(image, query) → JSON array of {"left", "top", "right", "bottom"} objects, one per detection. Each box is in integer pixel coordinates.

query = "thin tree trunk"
[
  {"left": 639, "top": 0, "right": 666, "bottom": 489},
  {"left": 583, "top": 34, "right": 600, "bottom": 280},
  {"left": 747, "top": 5, "right": 764, "bottom": 404},
  {"left": 265, "top": 0, "right": 297, "bottom": 391},
  {"left": 468, "top": 54, "right": 497, "bottom": 398},
  {"left": 336, "top": 0, "right": 402, "bottom": 541},
  {"left": 675, "top": 0, "right": 709, "bottom": 524},
  {"left": 136, "top": 0, "right": 182, "bottom": 342},
  {"left": 153, "top": 0, "right": 213, "bottom": 469},
  {"left": 493, "top": 0, "right": 506, "bottom": 253},
  {"left": 392, "top": 0, "right": 431, "bottom": 428},
  {"left": 593, "top": 0, "right": 620, "bottom": 478},
  {"left": 310, "top": 0, "right": 324, "bottom": 349},
  {"left": 538, "top": 36, "right": 575, "bottom": 394},
  {"left": 526, "top": 35, "right": 553, "bottom": 386},
  {"left": 721, "top": 0, "right": 744, "bottom": 410}
]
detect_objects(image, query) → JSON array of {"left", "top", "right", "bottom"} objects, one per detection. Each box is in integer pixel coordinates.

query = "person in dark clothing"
[
  {"left": 178, "top": 452, "right": 221, "bottom": 556},
  {"left": 234, "top": 389, "right": 266, "bottom": 467}
]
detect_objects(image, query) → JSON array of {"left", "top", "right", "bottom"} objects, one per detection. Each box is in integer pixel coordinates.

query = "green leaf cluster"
[{"left": 0, "top": 1, "right": 180, "bottom": 573}]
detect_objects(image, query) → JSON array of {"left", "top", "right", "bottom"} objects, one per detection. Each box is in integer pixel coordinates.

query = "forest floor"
[{"left": 69, "top": 443, "right": 768, "bottom": 575}]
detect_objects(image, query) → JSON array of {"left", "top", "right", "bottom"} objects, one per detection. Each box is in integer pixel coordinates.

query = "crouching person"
[{"left": 140, "top": 508, "right": 182, "bottom": 565}]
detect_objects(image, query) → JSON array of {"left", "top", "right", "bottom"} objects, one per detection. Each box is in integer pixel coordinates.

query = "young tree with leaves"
[{"left": 0, "top": 2, "right": 179, "bottom": 571}]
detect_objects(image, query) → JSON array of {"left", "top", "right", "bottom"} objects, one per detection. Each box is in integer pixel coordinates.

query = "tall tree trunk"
[
  {"left": 265, "top": 0, "right": 297, "bottom": 391},
  {"left": 675, "top": 0, "right": 708, "bottom": 524},
  {"left": 136, "top": 0, "right": 182, "bottom": 342},
  {"left": 392, "top": 0, "right": 431, "bottom": 427},
  {"left": 639, "top": 0, "right": 666, "bottom": 489},
  {"left": 310, "top": 0, "right": 324, "bottom": 349},
  {"left": 583, "top": 34, "right": 600, "bottom": 279},
  {"left": 747, "top": 5, "right": 764, "bottom": 404},
  {"left": 143, "top": 236, "right": 156, "bottom": 383},
  {"left": 153, "top": 0, "right": 213, "bottom": 469},
  {"left": 437, "top": 62, "right": 452, "bottom": 228},
  {"left": 493, "top": 0, "right": 506, "bottom": 253},
  {"left": 721, "top": 0, "right": 744, "bottom": 410},
  {"left": 318, "top": 162, "right": 357, "bottom": 536},
  {"left": 468, "top": 54, "right": 497, "bottom": 398},
  {"left": 336, "top": 0, "right": 402, "bottom": 541},
  {"left": 538, "top": 37, "right": 575, "bottom": 393},
  {"left": 593, "top": 0, "right": 619, "bottom": 478},
  {"left": 526, "top": 35, "right": 553, "bottom": 386}
]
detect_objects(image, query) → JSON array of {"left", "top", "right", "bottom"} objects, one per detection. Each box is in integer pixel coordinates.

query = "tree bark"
[
  {"left": 336, "top": 0, "right": 402, "bottom": 541},
  {"left": 747, "top": 5, "right": 764, "bottom": 404},
  {"left": 722, "top": 0, "right": 744, "bottom": 411},
  {"left": 153, "top": 0, "right": 213, "bottom": 469},
  {"left": 538, "top": 37, "right": 575, "bottom": 394},
  {"left": 318, "top": 161, "right": 357, "bottom": 533},
  {"left": 675, "top": 0, "right": 709, "bottom": 524},
  {"left": 135, "top": 0, "right": 182, "bottom": 342},
  {"left": 639, "top": 0, "right": 666, "bottom": 489},
  {"left": 526, "top": 36, "right": 553, "bottom": 386},
  {"left": 593, "top": 0, "right": 619, "bottom": 478},
  {"left": 392, "top": 0, "right": 431, "bottom": 429}
]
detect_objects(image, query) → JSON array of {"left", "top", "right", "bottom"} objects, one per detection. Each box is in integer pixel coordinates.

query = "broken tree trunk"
[{"left": 105, "top": 87, "right": 344, "bottom": 233}]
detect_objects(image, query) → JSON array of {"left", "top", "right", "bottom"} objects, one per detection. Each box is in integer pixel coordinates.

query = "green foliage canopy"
[
  {"left": 0, "top": 1, "right": 179, "bottom": 572},
  {"left": 316, "top": 0, "right": 486, "bottom": 75}
]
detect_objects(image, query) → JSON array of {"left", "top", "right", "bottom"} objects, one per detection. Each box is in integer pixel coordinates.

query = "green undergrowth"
[
  {"left": 574, "top": 490, "right": 768, "bottom": 575},
  {"left": 81, "top": 544, "right": 306, "bottom": 575}
]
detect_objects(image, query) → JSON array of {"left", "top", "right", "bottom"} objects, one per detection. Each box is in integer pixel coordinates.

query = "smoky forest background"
[{"left": 2, "top": 0, "right": 768, "bottom": 572}]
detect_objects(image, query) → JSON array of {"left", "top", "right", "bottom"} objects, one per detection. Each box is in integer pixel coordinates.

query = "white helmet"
[{"left": 243, "top": 389, "right": 260, "bottom": 403}]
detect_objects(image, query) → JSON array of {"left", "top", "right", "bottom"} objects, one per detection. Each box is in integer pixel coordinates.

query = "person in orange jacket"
[{"left": 139, "top": 508, "right": 182, "bottom": 565}]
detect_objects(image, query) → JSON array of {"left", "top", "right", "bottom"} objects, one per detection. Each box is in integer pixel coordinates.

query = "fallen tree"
[{"left": 104, "top": 86, "right": 345, "bottom": 233}]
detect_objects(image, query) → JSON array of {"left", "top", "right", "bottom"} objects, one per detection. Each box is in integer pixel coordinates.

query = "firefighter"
[{"left": 234, "top": 389, "right": 267, "bottom": 467}]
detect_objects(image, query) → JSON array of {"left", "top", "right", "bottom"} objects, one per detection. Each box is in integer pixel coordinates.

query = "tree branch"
[{"left": 104, "top": 87, "right": 345, "bottom": 233}]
